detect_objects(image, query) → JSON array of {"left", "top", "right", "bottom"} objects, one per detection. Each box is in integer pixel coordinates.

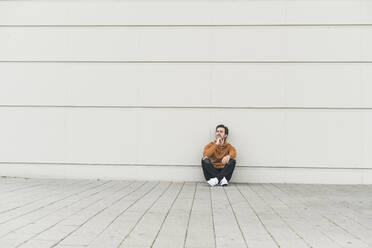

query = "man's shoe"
[
  {"left": 207, "top": 177, "right": 219, "bottom": 187},
  {"left": 219, "top": 177, "right": 228, "bottom": 186}
]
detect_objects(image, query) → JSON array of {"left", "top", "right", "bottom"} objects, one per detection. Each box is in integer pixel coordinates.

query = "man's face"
[{"left": 216, "top": 127, "right": 227, "bottom": 141}]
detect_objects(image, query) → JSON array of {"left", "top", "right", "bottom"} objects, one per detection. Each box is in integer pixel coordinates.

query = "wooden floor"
[{"left": 0, "top": 178, "right": 371, "bottom": 248}]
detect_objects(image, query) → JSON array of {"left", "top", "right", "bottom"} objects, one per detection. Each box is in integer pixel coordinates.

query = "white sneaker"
[
  {"left": 219, "top": 177, "right": 228, "bottom": 186},
  {"left": 207, "top": 177, "right": 218, "bottom": 187}
]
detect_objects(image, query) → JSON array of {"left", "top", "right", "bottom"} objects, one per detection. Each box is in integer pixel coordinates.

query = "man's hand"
[
  {"left": 216, "top": 137, "right": 223, "bottom": 145},
  {"left": 222, "top": 155, "right": 230, "bottom": 165}
]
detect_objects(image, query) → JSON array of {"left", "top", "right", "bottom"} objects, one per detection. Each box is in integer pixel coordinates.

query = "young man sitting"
[{"left": 201, "top": 124, "right": 237, "bottom": 187}]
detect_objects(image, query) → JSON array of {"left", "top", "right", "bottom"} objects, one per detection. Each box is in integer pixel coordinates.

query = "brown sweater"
[{"left": 203, "top": 141, "right": 236, "bottom": 169}]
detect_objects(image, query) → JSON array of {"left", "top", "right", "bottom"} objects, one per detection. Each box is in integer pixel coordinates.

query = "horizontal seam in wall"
[
  {"left": 0, "top": 161, "right": 369, "bottom": 170},
  {"left": 0, "top": 61, "right": 372, "bottom": 64},
  {"left": 0, "top": 105, "right": 371, "bottom": 110},
  {"left": 0, "top": 24, "right": 372, "bottom": 27}
]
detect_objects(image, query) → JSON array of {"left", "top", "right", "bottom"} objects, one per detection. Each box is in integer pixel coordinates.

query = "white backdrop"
[{"left": 1, "top": 0, "right": 372, "bottom": 184}]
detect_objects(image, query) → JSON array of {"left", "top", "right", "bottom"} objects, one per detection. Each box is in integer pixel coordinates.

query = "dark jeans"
[{"left": 201, "top": 157, "right": 236, "bottom": 182}]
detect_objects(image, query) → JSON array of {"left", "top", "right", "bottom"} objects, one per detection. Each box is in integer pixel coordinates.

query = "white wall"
[{"left": 1, "top": 0, "right": 372, "bottom": 184}]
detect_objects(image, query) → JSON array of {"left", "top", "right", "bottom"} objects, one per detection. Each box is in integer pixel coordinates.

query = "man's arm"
[
  {"left": 203, "top": 142, "right": 217, "bottom": 158},
  {"left": 228, "top": 145, "right": 237, "bottom": 159}
]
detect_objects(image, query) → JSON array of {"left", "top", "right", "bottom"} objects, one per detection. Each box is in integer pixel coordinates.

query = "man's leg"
[
  {"left": 216, "top": 158, "right": 236, "bottom": 182},
  {"left": 201, "top": 157, "right": 220, "bottom": 181}
]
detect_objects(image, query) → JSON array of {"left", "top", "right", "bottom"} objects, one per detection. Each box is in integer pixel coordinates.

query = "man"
[{"left": 202, "top": 124, "right": 237, "bottom": 187}]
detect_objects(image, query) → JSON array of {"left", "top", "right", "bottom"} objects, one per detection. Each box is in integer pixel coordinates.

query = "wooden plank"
[
  {"left": 15, "top": 181, "right": 140, "bottom": 246},
  {"left": 1, "top": 178, "right": 371, "bottom": 248},
  {"left": 85, "top": 182, "right": 172, "bottom": 248},
  {"left": 118, "top": 182, "right": 186, "bottom": 247},
  {"left": 299, "top": 184, "right": 372, "bottom": 245},
  {"left": 312, "top": 184, "right": 372, "bottom": 229},
  {"left": 184, "top": 183, "right": 215, "bottom": 248},
  {"left": 0, "top": 179, "right": 55, "bottom": 206},
  {"left": 253, "top": 183, "right": 343, "bottom": 248},
  {"left": 224, "top": 184, "right": 278, "bottom": 248},
  {"left": 237, "top": 184, "right": 309, "bottom": 248},
  {"left": 211, "top": 186, "right": 248, "bottom": 248},
  {"left": 147, "top": 182, "right": 196, "bottom": 248},
  {"left": 275, "top": 183, "right": 371, "bottom": 248},
  {"left": 0, "top": 180, "right": 112, "bottom": 247},
  {"left": 0, "top": 178, "right": 42, "bottom": 194},
  {"left": 0, "top": 180, "right": 114, "bottom": 239},
  {"left": 12, "top": 181, "right": 134, "bottom": 247},
  {"left": 3, "top": 180, "right": 114, "bottom": 229},
  {"left": 54, "top": 181, "right": 154, "bottom": 246},
  {"left": 0, "top": 180, "right": 93, "bottom": 223}
]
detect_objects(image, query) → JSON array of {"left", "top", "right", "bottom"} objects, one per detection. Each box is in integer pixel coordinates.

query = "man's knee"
[
  {"left": 202, "top": 156, "right": 210, "bottom": 163},
  {"left": 227, "top": 158, "right": 236, "bottom": 166},
  {"left": 201, "top": 157, "right": 213, "bottom": 169}
]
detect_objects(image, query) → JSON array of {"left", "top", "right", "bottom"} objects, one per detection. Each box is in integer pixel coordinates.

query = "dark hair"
[{"left": 216, "top": 124, "right": 229, "bottom": 136}]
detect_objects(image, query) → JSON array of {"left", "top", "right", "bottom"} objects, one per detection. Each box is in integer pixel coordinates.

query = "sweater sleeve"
[
  {"left": 228, "top": 144, "right": 237, "bottom": 158},
  {"left": 203, "top": 142, "right": 217, "bottom": 158}
]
